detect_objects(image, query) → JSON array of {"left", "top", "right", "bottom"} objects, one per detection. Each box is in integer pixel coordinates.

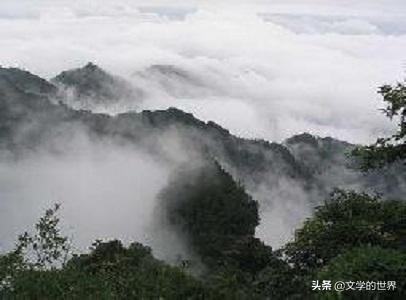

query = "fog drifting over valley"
[
  {"left": 1, "top": 0, "right": 405, "bottom": 257},
  {"left": 0, "top": 134, "right": 165, "bottom": 252},
  {"left": 0, "top": 126, "right": 199, "bottom": 260}
]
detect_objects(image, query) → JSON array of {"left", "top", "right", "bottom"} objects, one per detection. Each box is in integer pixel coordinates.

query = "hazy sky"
[{"left": 1, "top": 0, "right": 405, "bottom": 143}]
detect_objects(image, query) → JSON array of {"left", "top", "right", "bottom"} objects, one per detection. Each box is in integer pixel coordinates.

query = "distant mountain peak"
[
  {"left": 285, "top": 132, "right": 352, "bottom": 148},
  {"left": 54, "top": 63, "right": 108, "bottom": 83},
  {"left": 0, "top": 66, "right": 56, "bottom": 97},
  {"left": 147, "top": 64, "right": 189, "bottom": 78},
  {"left": 133, "top": 64, "right": 209, "bottom": 99},
  {"left": 84, "top": 62, "right": 98, "bottom": 70},
  {"left": 80, "top": 62, "right": 108, "bottom": 76},
  {"left": 285, "top": 133, "right": 318, "bottom": 146},
  {"left": 52, "top": 63, "right": 142, "bottom": 109}
]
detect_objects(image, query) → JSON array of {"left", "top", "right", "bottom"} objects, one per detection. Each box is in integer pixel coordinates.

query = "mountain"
[
  {"left": 52, "top": 62, "right": 143, "bottom": 112},
  {"left": 133, "top": 64, "right": 212, "bottom": 98},
  {"left": 0, "top": 67, "right": 56, "bottom": 97},
  {"left": 1, "top": 64, "right": 405, "bottom": 300},
  {"left": 1, "top": 64, "right": 404, "bottom": 208},
  {"left": 0, "top": 67, "right": 74, "bottom": 150},
  {"left": 285, "top": 132, "right": 406, "bottom": 199},
  {"left": 157, "top": 160, "right": 261, "bottom": 269},
  {"left": 285, "top": 132, "right": 353, "bottom": 172}
]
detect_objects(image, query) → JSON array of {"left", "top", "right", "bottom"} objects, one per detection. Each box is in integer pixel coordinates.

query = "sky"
[{"left": 1, "top": 0, "right": 406, "bottom": 143}]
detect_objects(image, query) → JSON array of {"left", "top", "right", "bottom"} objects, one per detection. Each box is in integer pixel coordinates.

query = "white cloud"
[{"left": 1, "top": 1, "right": 404, "bottom": 144}]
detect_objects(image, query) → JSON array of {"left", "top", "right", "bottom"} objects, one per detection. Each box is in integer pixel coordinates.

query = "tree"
[
  {"left": 157, "top": 160, "right": 300, "bottom": 298},
  {"left": 16, "top": 203, "right": 71, "bottom": 269},
  {"left": 283, "top": 190, "right": 406, "bottom": 273},
  {"left": 0, "top": 203, "right": 71, "bottom": 294},
  {"left": 2, "top": 240, "right": 212, "bottom": 299},
  {"left": 158, "top": 160, "right": 261, "bottom": 270},
  {"left": 0, "top": 211, "right": 213, "bottom": 299},
  {"left": 317, "top": 246, "right": 406, "bottom": 299},
  {"left": 353, "top": 81, "right": 406, "bottom": 170}
]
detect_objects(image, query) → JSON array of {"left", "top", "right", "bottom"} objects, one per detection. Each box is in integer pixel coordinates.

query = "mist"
[
  {"left": 0, "top": 131, "right": 183, "bottom": 259},
  {"left": 1, "top": 0, "right": 405, "bottom": 144}
]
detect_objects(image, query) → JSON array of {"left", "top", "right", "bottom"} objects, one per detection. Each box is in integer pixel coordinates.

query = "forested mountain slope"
[{"left": 1, "top": 64, "right": 404, "bottom": 209}]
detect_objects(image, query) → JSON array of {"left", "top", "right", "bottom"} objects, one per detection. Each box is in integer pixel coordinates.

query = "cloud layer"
[{"left": 1, "top": 0, "right": 405, "bottom": 143}]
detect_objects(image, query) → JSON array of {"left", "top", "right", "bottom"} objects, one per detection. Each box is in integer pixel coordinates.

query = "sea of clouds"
[{"left": 0, "top": 0, "right": 405, "bottom": 143}]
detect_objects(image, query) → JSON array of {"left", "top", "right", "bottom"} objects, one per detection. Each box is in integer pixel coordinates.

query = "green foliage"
[
  {"left": 0, "top": 203, "right": 70, "bottom": 294},
  {"left": 0, "top": 203, "right": 214, "bottom": 299},
  {"left": 1, "top": 162, "right": 405, "bottom": 299},
  {"left": 353, "top": 81, "right": 406, "bottom": 170},
  {"left": 159, "top": 161, "right": 260, "bottom": 270},
  {"left": 16, "top": 203, "right": 71, "bottom": 269},
  {"left": 157, "top": 161, "right": 303, "bottom": 299},
  {"left": 0, "top": 163, "right": 299, "bottom": 299},
  {"left": 1, "top": 240, "right": 210, "bottom": 299},
  {"left": 252, "top": 257, "right": 307, "bottom": 299},
  {"left": 317, "top": 246, "right": 406, "bottom": 299},
  {"left": 283, "top": 190, "right": 406, "bottom": 272},
  {"left": 0, "top": 251, "right": 26, "bottom": 292}
]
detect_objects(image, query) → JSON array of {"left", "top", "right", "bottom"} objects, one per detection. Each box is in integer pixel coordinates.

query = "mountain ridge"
[{"left": 0, "top": 64, "right": 404, "bottom": 207}]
